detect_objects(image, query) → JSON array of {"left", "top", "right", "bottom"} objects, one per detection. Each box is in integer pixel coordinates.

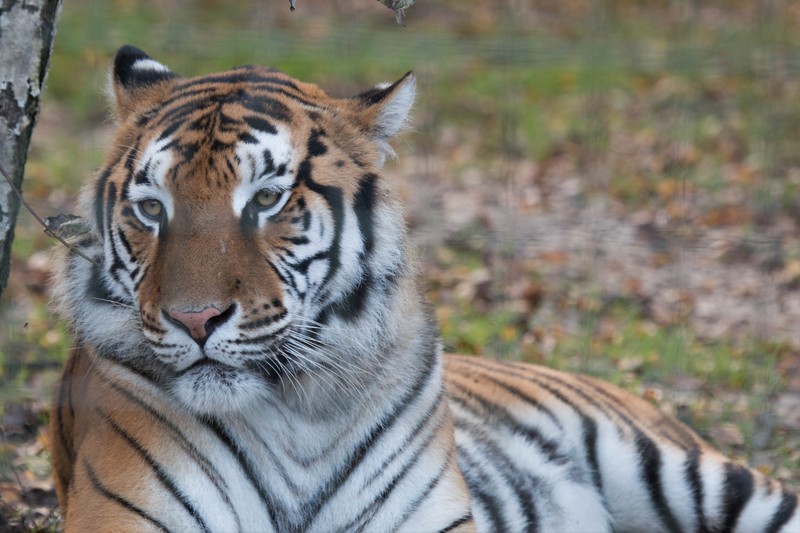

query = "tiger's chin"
[{"left": 169, "top": 361, "right": 270, "bottom": 417}]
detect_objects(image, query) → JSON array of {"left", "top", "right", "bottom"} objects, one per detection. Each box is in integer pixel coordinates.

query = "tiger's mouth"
[
  {"left": 172, "top": 352, "right": 291, "bottom": 384},
  {"left": 175, "top": 358, "right": 236, "bottom": 377}
]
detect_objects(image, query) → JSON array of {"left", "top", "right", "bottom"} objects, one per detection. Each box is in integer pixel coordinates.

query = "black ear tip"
[
  {"left": 116, "top": 45, "right": 150, "bottom": 61},
  {"left": 114, "top": 45, "right": 151, "bottom": 82},
  {"left": 113, "top": 45, "right": 175, "bottom": 89}
]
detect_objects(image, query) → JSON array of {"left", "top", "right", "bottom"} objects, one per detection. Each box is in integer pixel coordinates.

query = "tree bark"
[{"left": 0, "top": 0, "right": 62, "bottom": 299}]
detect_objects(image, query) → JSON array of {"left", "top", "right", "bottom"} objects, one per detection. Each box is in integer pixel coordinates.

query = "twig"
[{"left": 0, "top": 161, "right": 99, "bottom": 266}]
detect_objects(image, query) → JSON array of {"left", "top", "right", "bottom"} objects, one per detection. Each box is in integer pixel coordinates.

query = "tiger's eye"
[
  {"left": 139, "top": 199, "right": 164, "bottom": 219},
  {"left": 254, "top": 190, "right": 280, "bottom": 208}
]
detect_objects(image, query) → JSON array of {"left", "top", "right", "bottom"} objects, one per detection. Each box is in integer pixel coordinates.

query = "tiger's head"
[{"left": 53, "top": 46, "right": 420, "bottom": 416}]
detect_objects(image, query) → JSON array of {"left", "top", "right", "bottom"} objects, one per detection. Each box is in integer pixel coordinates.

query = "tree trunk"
[{"left": 0, "top": 0, "right": 62, "bottom": 299}]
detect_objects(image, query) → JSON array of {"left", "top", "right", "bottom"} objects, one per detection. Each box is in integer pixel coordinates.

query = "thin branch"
[{"left": 0, "top": 161, "right": 99, "bottom": 266}]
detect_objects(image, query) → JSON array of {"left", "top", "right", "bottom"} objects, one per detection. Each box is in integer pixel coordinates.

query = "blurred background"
[{"left": 2, "top": 0, "right": 800, "bottom": 529}]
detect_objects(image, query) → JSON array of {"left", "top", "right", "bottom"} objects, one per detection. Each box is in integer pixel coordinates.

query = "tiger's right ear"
[{"left": 109, "top": 45, "right": 177, "bottom": 121}]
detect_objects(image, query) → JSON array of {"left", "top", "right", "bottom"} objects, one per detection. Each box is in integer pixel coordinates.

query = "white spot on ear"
[{"left": 131, "top": 58, "right": 171, "bottom": 74}]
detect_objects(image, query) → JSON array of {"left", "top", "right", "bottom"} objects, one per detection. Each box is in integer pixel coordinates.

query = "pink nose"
[{"left": 167, "top": 307, "right": 222, "bottom": 342}]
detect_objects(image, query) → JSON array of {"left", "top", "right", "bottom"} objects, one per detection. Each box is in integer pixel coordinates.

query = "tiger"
[{"left": 48, "top": 45, "right": 798, "bottom": 533}]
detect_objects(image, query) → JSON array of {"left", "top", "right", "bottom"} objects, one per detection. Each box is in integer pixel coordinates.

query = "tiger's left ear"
[
  {"left": 109, "top": 45, "right": 178, "bottom": 121},
  {"left": 352, "top": 72, "right": 415, "bottom": 163}
]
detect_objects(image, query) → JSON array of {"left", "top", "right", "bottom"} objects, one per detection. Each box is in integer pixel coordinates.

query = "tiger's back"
[
  {"left": 50, "top": 46, "right": 798, "bottom": 532},
  {"left": 446, "top": 356, "right": 798, "bottom": 532}
]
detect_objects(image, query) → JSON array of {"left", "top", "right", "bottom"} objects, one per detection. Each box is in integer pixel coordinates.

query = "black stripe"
[
  {"left": 56, "top": 354, "right": 77, "bottom": 463},
  {"left": 105, "top": 182, "right": 128, "bottom": 283},
  {"left": 683, "top": 448, "right": 710, "bottom": 533},
  {"left": 119, "top": 142, "right": 141, "bottom": 208},
  {"left": 103, "top": 379, "right": 240, "bottom": 529},
  {"left": 240, "top": 420, "right": 304, "bottom": 499},
  {"left": 281, "top": 235, "right": 310, "bottom": 245},
  {"left": 132, "top": 264, "right": 147, "bottom": 293},
  {"left": 243, "top": 115, "right": 277, "bottom": 135},
  {"left": 456, "top": 358, "right": 643, "bottom": 443},
  {"left": 100, "top": 410, "right": 210, "bottom": 533},
  {"left": 303, "top": 341, "right": 440, "bottom": 528},
  {"left": 341, "top": 412, "right": 442, "bottom": 531},
  {"left": 93, "top": 146, "right": 124, "bottom": 232},
  {"left": 278, "top": 420, "right": 353, "bottom": 469},
  {"left": 364, "top": 389, "right": 445, "bottom": 486},
  {"left": 232, "top": 323, "right": 290, "bottom": 347},
  {"left": 454, "top": 418, "right": 539, "bottom": 532},
  {"left": 239, "top": 132, "right": 259, "bottom": 145},
  {"left": 289, "top": 249, "right": 329, "bottom": 276},
  {"left": 116, "top": 225, "right": 135, "bottom": 260},
  {"left": 203, "top": 417, "right": 280, "bottom": 527},
  {"left": 459, "top": 370, "right": 561, "bottom": 428},
  {"left": 719, "top": 462, "right": 755, "bottom": 532},
  {"left": 449, "top": 381, "right": 568, "bottom": 465},
  {"left": 240, "top": 309, "right": 288, "bottom": 330},
  {"left": 152, "top": 79, "right": 305, "bottom": 130},
  {"left": 157, "top": 119, "right": 183, "bottom": 141},
  {"left": 353, "top": 173, "right": 378, "bottom": 256},
  {"left": 299, "top": 155, "right": 344, "bottom": 289},
  {"left": 84, "top": 460, "right": 171, "bottom": 533},
  {"left": 575, "top": 374, "right": 698, "bottom": 450},
  {"left": 129, "top": 166, "right": 149, "bottom": 193},
  {"left": 581, "top": 416, "right": 602, "bottom": 491},
  {"left": 87, "top": 262, "right": 129, "bottom": 306},
  {"left": 173, "top": 70, "right": 300, "bottom": 93},
  {"left": 320, "top": 268, "right": 374, "bottom": 323},
  {"left": 765, "top": 491, "right": 798, "bottom": 533},
  {"left": 265, "top": 86, "right": 323, "bottom": 110},
  {"left": 635, "top": 432, "right": 682, "bottom": 533},
  {"left": 265, "top": 256, "right": 297, "bottom": 293},
  {"left": 310, "top": 171, "right": 382, "bottom": 323},
  {"left": 307, "top": 128, "right": 328, "bottom": 157},
  {"left": 456, "top": 446, "right": 508, "bottom": 532},
  {"left": 437, "top": 513, "right": 474, "bottom": 533},
  {"left": 93, "top": 168, "right": 111, "bottom": 233},
  {"left": 239, "top": 92, "right": 291, "bottom": 123},
  {"left": 451, "top": 358, "right": 587, "bottom": 413},
  {"left": 153, "top": 103, "right": 208, "bottom": 134},
  {"left": 115, "top": 357, "right": 161, "bottom": 384},
  {"left": 451, "top": 357, "right": 612, "bottom": 487},
  {"left": 392, "top": 447, "right": 458, "bottom": 532}
]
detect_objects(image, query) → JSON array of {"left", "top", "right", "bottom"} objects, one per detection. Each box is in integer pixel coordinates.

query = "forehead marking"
[
  {"left": 232, "top": 125, "right": 295, "bottom": 216},
  {"left": 126, "top": 136, "right": 176, "bottom": 220},
  {"left": 137, "top": 136, "right": 175, "bottom": 187}
]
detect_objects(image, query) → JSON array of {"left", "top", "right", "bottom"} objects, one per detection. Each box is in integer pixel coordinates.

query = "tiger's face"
[{"left": 54, "top": 46, "right": 415, "bottom": 416}]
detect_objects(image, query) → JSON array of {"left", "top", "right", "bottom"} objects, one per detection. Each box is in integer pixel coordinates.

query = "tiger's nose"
[{"left": 164, "top": 304, "right": 235, "bottom": 346}]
